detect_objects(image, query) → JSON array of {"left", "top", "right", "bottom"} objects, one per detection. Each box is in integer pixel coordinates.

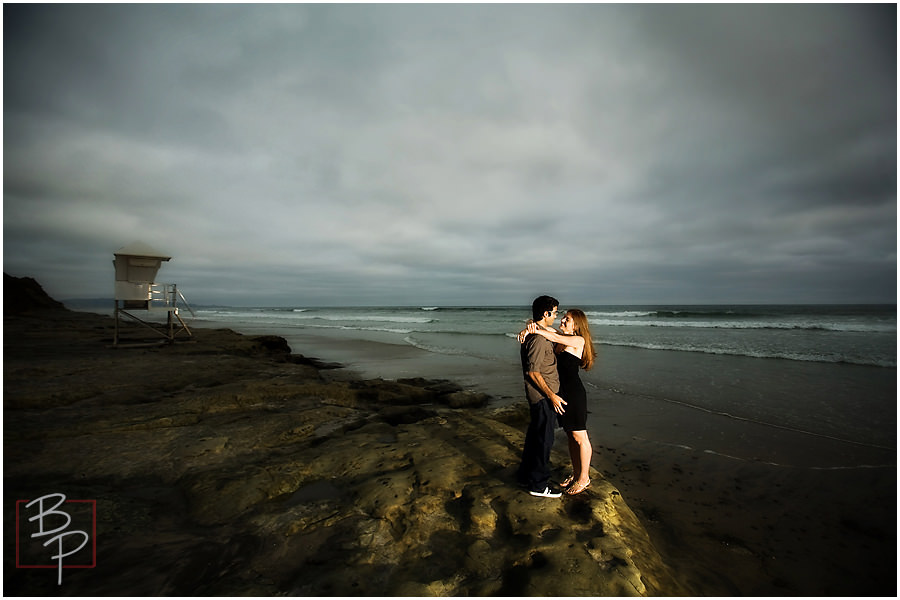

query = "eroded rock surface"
[{"left": 4, "top": 311, "right": 683, "bottom": 596}]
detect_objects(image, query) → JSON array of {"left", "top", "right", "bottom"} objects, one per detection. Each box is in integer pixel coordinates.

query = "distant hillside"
[
  {"left": 62, "top": 298, "right": 115, "bottom": 310},
  {"left": 4, "top": 274, "right": 67, "bottom": 314}
]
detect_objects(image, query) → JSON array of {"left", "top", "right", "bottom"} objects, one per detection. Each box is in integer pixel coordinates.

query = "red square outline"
[{"left": 15, "top": 499, "right": 97, "bottom": 569}]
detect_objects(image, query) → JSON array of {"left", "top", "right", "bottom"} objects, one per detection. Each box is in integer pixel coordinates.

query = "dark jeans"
[{"left": 517, "top": 398, "right": 556, "bottom": 491}]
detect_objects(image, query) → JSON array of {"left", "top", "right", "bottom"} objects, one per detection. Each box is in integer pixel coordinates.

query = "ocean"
[
  {"left": 193, "top": 304, "right": 896, "bottom": 367},
  {"left": 193, "top": 304, "right": 896, "bottom": 365},
  {"left": 191, "top": 303, "right": 896, "bottom": 455}
]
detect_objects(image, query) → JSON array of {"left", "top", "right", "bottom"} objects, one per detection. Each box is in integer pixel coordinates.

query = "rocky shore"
[{"left": 4, "top": 299, "right": 684, "bottom": 594}]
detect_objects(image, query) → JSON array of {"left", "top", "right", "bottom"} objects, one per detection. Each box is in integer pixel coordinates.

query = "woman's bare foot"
[{"left": 566, "top": 479, "right": 590, "bottom": 495}]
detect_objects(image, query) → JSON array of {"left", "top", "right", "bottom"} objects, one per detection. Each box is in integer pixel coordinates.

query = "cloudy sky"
[{"left": 4, "top": 4, "right": 896, "bottom": 306}]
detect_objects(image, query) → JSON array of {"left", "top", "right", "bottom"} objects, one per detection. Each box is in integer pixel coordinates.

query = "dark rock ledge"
[{"left": 4, "top": 307, "right": 685, "bottom": 596}]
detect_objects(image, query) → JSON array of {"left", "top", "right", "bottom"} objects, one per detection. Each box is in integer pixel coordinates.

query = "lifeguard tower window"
[{"left": 126, "top": 258, "right": 161, "bottom": 280}]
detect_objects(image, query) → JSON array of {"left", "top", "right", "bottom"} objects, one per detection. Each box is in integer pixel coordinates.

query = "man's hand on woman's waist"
[{"left": 528, "top": 371, "right": 566, "bottom": 414}]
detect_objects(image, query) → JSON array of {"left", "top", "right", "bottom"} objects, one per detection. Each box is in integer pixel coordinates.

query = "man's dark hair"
[{"left": 532, "top": 295, "right": 559, "bottom": 321}]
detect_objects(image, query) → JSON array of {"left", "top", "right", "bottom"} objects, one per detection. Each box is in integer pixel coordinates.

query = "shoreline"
[{"left": 4, "top": 309, "right": 683, "bottom": 596}]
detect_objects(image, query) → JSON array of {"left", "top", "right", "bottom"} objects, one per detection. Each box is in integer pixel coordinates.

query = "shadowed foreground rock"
[{"left": 4, "top": 309, "right": 684, "bottom": 596}]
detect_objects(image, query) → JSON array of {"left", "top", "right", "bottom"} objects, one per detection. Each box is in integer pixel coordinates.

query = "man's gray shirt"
[{"left": 521, "top": 333, "right": 560, "bottom": 404}]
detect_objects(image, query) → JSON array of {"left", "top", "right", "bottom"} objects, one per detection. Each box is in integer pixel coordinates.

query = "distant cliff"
[{"left": 3, "top": 273, "right": 66, "bottom": 314}]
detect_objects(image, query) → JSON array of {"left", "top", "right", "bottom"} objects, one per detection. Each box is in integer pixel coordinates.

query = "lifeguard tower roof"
[{"left": 114, "top": 241, "right": 172, "bottom": 260}]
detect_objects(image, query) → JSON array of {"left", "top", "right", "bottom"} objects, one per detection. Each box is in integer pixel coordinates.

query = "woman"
[{"left": 523, "top": 309, "right": 597, "bottom": 495}]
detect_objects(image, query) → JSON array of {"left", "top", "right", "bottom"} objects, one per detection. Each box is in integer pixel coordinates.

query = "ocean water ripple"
[
  {"left": 621, "top": 390, "right": 896, "bottom": 452},
  {"left": 635, "top": 438, "right": 895, "bottom": 470}
]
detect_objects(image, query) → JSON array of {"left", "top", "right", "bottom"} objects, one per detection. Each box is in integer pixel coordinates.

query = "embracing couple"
[{"left": 516, "top": 295, "right": 596, "bottom": 499}]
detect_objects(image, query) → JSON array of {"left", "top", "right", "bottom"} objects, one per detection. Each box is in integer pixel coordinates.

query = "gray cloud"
[{"left": 3, "top": 4, "right": 896, "bottom": 306}]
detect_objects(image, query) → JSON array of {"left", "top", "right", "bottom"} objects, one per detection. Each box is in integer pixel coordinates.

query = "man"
[{"left": 517, "top": 295, "right": 567, "bottom": 498}]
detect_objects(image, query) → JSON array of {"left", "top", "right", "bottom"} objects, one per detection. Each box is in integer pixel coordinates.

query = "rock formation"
[
  {"left": 4, "top": 273, "right": 66, "bottom": 314},
  {"left": 4, "top": 305, "right": 684, "bottom": 595}
]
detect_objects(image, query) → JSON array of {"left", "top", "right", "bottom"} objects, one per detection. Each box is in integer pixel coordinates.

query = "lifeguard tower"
[{"left": 113, "top": 241, "right": 194, "bottom": 346}]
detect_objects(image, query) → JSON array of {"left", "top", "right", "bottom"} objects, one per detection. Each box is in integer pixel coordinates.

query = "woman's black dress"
[{"left": 557, "top": 350, "right": 587, "bottom": 432}]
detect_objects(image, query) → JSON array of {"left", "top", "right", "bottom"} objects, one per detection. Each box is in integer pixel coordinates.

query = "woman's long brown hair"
[{"left": 566, "top": 309, "right": 597, "bottom": 370}]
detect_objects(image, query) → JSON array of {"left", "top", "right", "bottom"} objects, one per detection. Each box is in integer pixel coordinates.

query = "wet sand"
[{"left": 591, "top": 390, "right": 896, "bottom": 596}]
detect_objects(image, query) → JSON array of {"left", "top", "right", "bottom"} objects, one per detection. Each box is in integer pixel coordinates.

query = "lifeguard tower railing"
[{"left": 114, "top": 282, "right": 195, "bottom": 347}]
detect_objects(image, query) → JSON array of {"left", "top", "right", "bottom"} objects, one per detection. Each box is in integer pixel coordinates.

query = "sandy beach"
[{"left": 593, "top": 385, "right": 896, "bottom": 596}]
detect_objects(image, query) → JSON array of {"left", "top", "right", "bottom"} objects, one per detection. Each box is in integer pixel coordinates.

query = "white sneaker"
[{"left": 529, "top": 486, "right": 562, "bottom": 498}]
